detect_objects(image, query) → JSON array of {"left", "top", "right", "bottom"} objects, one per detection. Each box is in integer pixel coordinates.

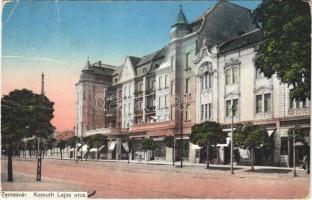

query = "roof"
[
  {"left": 219, "top": 29, "right": 264, "bottom": 54},
  {"left": 53, "top": 130, "right": 75, "bottom": 141},
  {"left": 172, "top": 5, "right": 188, "bottom": 27},
  {"left": 191, "top": 0, "right": 257, "bottom": 47}
]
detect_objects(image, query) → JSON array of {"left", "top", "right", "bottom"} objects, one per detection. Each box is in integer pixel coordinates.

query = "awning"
[
  {"left": 238, "top": 148, "right": 250, "bottom": 159},
  {"left": 295, "top": 142, "right": 305, "bottom": 146},
  {"left": 69, "top": 148, "right": 75, "bottom": 152},
  {"left": 108, "top": 141, "right": 116, "bottom": 151},
  {"left": 122, "top": 142, "right": 129, "bottom": 152},
  {"left": 267, "top": 130, "right": 275, "bottom": 137},
  {"left": 98, "top": 145, "right": 105, "bottom": 151},
  {"left": 89, "top": 148, "right": 97, "bottom": 152},
  {"left": 217, "top": 136, "right": 231, "bottom": 147},
  {"left": 81, "top": 145, "right": 88, "bottom": 152},
  {"left": 191, "top": 144, "right": 202, "bottom": 150}
]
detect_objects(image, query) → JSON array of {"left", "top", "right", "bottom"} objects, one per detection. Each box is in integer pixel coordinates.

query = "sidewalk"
[{"left": 11, "top": 156, "right": 307, "bottom": 171}]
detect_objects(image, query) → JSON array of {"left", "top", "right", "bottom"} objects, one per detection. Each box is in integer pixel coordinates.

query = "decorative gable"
[{"left": 119, "top": 57, "right": 136, "bottom": 83}]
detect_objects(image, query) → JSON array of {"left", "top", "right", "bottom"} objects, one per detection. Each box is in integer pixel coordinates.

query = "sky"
[{"left": 2, "top": 0, "right": 261, "bottom": 131}]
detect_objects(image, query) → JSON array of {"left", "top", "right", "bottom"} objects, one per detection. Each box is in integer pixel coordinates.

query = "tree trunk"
[
  {"left": 97, "top": 148, "right": 99, "bottom": 160},
  {"left": 251, "top": 148, "right": 254, "bottom": 171},
  {"left": 85, "top": 149, "right": 89, "bottom": 161},
  {"left": 206, "top": 145, "right": 210, "bottom": 169},
  {"left": 7, "top": 142, "right": 13, "bottom": 182},
  {"left": 60, "top": 148, "right": 63, "bottom": 160},
  {"left": 172, "top": 147, "right": 175, "bottom": 166}
]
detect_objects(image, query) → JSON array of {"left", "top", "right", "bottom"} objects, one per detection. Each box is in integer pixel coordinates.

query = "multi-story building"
[{"left": 76, "top": 0, "right": 310, "bottom": 166}]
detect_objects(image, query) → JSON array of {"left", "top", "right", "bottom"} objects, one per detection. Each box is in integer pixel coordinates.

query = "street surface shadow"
[
  {"left": 244, "top": 169, "right": 292, "bottom": 174},
  {"left": 206, "top": 167, "right": 242, "bottom": 171}
]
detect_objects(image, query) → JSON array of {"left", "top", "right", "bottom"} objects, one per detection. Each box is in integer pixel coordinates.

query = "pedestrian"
[{"left": 303, "top": 143, "right": 310, "bottom": 174}]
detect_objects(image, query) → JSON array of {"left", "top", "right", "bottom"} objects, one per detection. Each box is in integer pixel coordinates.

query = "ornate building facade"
[{"left": 76, "top": 1, "right": 310, "bottom": 166}]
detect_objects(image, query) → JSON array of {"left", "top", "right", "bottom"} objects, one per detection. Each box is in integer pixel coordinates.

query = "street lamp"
[
  {"left": 230, "top": 101, "right": 235, "bottom": 174},
  {"left": 179, "top": 103, "right": 183, "bottom": 168}
]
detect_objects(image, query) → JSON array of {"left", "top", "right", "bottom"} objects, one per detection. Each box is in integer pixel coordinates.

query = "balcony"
[
  {"left": 134, "top": 91, "right": 143, "bottom": 97},
  {"left": 134, "top": 109, "right": 143, "bottom": 116},
  {"left": 146, "top": 88, "right": 156, "bottom": 96}
]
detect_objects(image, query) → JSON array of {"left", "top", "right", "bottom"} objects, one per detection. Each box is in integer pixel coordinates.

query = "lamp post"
[
  {"left": 230, "top": 102, "right": 235, "bottom": 174},
  {"left": 179, "top": 103, "right": 183, "bottom": 168},
  {"left": 293, "top": 127, "right": 298, "bottom": 177}
]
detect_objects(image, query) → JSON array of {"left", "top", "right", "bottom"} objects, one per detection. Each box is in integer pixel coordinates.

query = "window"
[
  {"left": 195, "top": 40, "right": 199, "bottom": 54},
  {"left": 171, "top": 81, "right": 175, "bottom": 95},
  {"left": 186, "top": 78, "right": 190, "bottom": 94},
  {"left": 186, "top": 52, "right": 192, "bottom": 68},
  {"left": 208, "top": 73, "right": 213, "bottom": 88},
  {"left": 264, "top": 93, "right": 272, "bottom": 113},
  {"left": 204, "top": 104, "right": 208, "bottom": 119},
  {"left": 164, "top": 95, "right": 167, "bottom": 107},
  {"left": 233, "top": 99, "right": 238, "bottom": 117},
  {"left": 200, "top": 77, "right": 204, "bottom": 90},
  {"left": 185, "top": 104, "right": 190, "bottom": 120},
  {"left": 226, "top": 99, "right": 238, "bottom": 117},
  {"left": 225, "top": 67, "right": 239, "bottom": 85},
  {"left": 129, "top": 86, "right": 131, "bottom": 96},
  {"left": 256, "top": 93, "right": 272, "bottom": 114},
  {"left": 152, "top": 80, "right": 156, "bottom": 90},
  {"left": 208, "top": 103, "right": 212, "bottom": 119},
  {"left": 158, "top": 96, "right": 162, "bottom": 108},
  {"left": 159, "top": 76, "right": 162, "bottom": 89},
  {"left": 226, "top": 100, "right": 231, "bottom": 117},
  {"left": 170, "top": 56, "right": 174, "bottom": 71},
  {"left": 280, "top": 137, "right": 288, "bottom": 155},
  {"left": 201, "top": 105, "right": 204, "bottom": 120},
  {"left": 225, "top": 69, "right": 231, "bottom": 85},
  {"left": 139, "top": 83, "right": 143, "bottom": 92},
  {"left": 165, "top": 75, "right": 168, "bottom": 87},
  {"left": 128, "top": 103, "right": 131, "bottom": 113},
  {"left": 204, "top": 73, "right": 208, "bottom": 89},
  {"left": 233, "top": 67, "right": 239, "bottom": 84},
  {"left": 124, "top": 104, "right": 126, "bottom": 114},
  {"left": 256, "top": 95, "right": 262, "bottom": 113},
  {"left": 171, "top": 106, "right": 175, "bottom": 120}
]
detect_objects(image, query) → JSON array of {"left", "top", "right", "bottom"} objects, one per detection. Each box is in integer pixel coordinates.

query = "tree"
[
  {"left": 190, "top": 121, "right": 226, "bottom": 168},
  {"left": 141, "top": 138, "right": 157, "bottom": 163},
  {"left": 42, "top": 134, "right": 56, "bottom": 158},
  {"left": 90, "top": 134, "right": 107, "bottom": 160},
  {"left": 164, "top": 135, "right": 175, "bottom": 166},
  {"left": 1, "top": 89, "right": 54, "bottom": 181},
  {"left": 254, "top": 0, "right": 311, "bottom": 101},
  {"left": 234, "top": 124, "right": 270, "bottom": 171},
  {"left": 56, "top": 140, "right": 66, "bottom": 160},
  {"left": 66, "top": 136, "right": 79, "bottom": 159}
]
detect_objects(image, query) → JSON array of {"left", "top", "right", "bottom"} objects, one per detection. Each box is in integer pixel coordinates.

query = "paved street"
[{"left": 1, "top": 158, "right": 310, "bottom": 198}]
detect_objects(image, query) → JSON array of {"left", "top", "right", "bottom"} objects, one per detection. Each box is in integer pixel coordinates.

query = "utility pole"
[
  {"left": 230, "top": 101, "right": 234, "bottom": 174},
  {"left": 293, "top": 128, "right": 296, "bottom": 177},
  {"left": 180, "top": 103, "right": 183, "bottom": 168},
  {"left": 37, "top": 72, "right": 44, "bottom": 181}
]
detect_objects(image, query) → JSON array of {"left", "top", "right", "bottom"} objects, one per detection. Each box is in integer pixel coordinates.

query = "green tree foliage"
[
  {"left": 90, "top": 134, "right": 107, "bottom": 160},
  {"left": 287, "top": 128, "right": 305, "bottom": 143},
  {"left": 164, "top": 135, "right": 174, "bottom": 148},
  {"left": 254, "top": 0, "right": 311, "bottom": 101},
  {"left": 190, "top": 121, "right": 226, "bottom": 168},
  {"left": 234, "top": 124, "right": 270, "bottom": 171},
  {"left": 1, "top": 89, "right": 54, "bottom": 181},
  {"left": 141, "top": 138, "right": 157, "bottom": 151},
  {"left": 164, "top": 135, "right": 175, "bottom": 166},
  {"left": 56, "top": 140, "right": 66, "bottom": 160}
]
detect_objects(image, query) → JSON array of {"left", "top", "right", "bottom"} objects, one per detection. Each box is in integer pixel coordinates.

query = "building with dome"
[{"left": 75, "top": 0, "right": 310, "bottom": 166}]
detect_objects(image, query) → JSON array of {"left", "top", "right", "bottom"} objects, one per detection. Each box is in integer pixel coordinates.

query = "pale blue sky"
[{"left": 3, "top": 1, "right": 261, "bottom": 67}]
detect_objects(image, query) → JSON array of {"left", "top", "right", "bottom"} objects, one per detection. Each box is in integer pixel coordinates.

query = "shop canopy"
[
  {"left": 122, "top": 142, "right": 129, "bottom": 152},
  {"left": 109, "top": 141, "right": 116, "bottom": 151}
]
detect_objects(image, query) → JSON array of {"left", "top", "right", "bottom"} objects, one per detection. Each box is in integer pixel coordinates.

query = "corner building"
[{"left": 76, "top": 1, "right": 310, "bottom": 166}]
